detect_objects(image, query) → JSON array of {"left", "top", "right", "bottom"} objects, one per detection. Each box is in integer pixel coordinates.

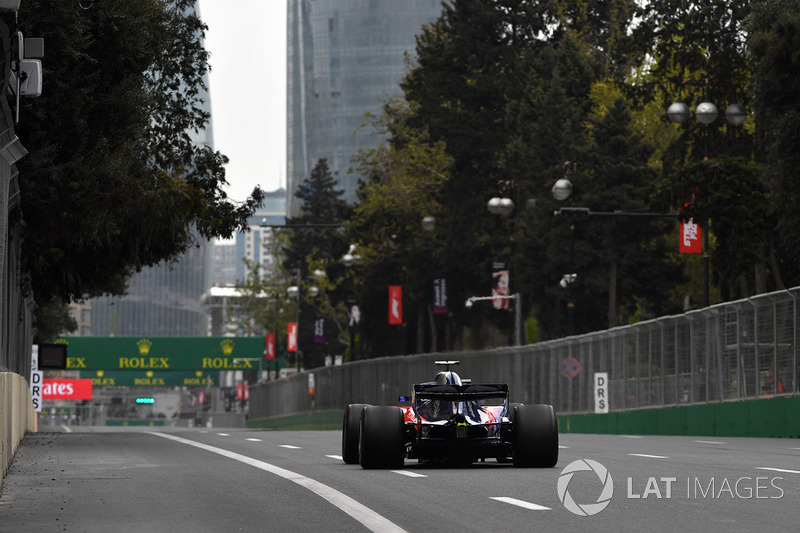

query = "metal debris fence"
[{"left": 249, "top": 288, "right": 800, "bottom": 419}]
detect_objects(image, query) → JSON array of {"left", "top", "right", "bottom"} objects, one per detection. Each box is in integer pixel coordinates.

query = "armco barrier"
[{"left": 1, "top": 372, "right": 36, "bottom": 488}]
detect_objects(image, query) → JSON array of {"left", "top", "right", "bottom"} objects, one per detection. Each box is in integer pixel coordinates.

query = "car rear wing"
[{"left": 413, "top": 383, "right": 508, "bottom": 401}]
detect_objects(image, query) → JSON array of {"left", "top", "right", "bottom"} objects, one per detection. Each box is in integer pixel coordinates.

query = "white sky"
[{"left": 197, "top": 0, "right": 287, "bottom": 203}]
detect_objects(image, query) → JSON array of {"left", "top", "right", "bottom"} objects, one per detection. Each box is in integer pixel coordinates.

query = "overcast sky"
[{"left": 197, "top": 0, "right": 287, "bottom": 203}]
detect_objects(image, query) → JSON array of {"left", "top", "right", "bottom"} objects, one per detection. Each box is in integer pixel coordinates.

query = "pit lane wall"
[{"left": 1, "top": 372, "right": 36, "bottom": 487}]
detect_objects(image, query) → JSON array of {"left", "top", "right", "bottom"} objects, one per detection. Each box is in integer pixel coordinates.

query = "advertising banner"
[
  {"left": 56, "top": 336, "right": 265, "bottom": 371},
  {"left": 389, "top": 285, "right": 403, "bottom": 325},
  {"left": 42, "top": 379, "right": 93, "bottom": 400}
]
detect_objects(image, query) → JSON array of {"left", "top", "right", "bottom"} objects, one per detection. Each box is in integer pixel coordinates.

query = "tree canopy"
[{"left": 16, "top": 0, "right": 264, "bottom": 330}]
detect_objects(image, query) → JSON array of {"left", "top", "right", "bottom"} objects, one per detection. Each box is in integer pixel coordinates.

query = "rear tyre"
[
  {"left": 359, "top": 406, "right": 405, "bottom": 469},
  {"left": 342, "top": 403, "right": 369, "bottom": 464},
  {"left": 512, "top": 404, "right": 559, "bottom": 468}
]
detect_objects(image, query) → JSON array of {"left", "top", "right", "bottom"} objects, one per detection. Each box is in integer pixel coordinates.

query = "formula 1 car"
[{"left": 341, "top": 361, "right": 558, "bottom": 469}]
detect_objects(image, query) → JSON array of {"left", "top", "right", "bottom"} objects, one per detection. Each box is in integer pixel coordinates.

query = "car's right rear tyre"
[
  {"left": 342, "top": 403, "right": 369, "bottom": 464},
  {"left": 512, "top": 404, "right": 559, "bottom": 468},
  {"left": 359, "top": 405, "right": 405, "bottom": 469}
]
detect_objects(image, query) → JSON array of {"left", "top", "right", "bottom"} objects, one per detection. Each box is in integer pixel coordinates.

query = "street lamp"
[
  {"left": 667, "top": 79, "right": 746, "bottom": 307},
  {"left": 287, "top": 272, "right": 320, "bottom": 372},
  {"left": 464, "top": 294, "right": 523, "bottom": 346}
]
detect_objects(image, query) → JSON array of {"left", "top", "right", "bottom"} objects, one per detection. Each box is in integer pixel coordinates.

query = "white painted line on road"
[
  {"left": 61, "top": 425, "right": 72, "bottom": 433},
  {"left": 326, "top": 455, "right": 343, "bottom": 461},
  {"left": 790, "top": 447, "right": 800, "bottom": 451},
  {"left": 246, "top": 438, "right": 262, "bottom": 442},
  {"left": 490, "top": 497, "right": 551, "bottom": 511},
  {"left": 150, "top": 432, "right": 408, "bottom": 533},
  {"left": 693, "top": 440, "right": 725, "bottom": 445},
  {"left": 756, "top": 467, "right": 800, "bottom": 474},
  {"left": 620, "top": 435, "right": 644, "bottom": 439},
  {"left": 392, "top": 470, "right": 427, "bottom": 478},
  {"left": 628, "top": 453, "right": 669, "bottom": 459},
  {"left": 217, "top": 433, "right": 230, "bottom": 436},
  {"left": 279, "top": 444, "right": 302, "bottom": 449},
  {"left": 558, "top": 445, "right": 569, "bottom": 449}
]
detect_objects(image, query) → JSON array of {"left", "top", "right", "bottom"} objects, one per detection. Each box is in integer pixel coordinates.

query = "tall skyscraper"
[
  {"left": 287, "top": 0, "right": 442, "bottom": 216},
  {"left": 83, "top": 2, "right": 215, "bottom": 337}
]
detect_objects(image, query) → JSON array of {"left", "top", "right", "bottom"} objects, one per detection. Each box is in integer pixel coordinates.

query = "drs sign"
[{"left": 594, "top": 372, "right": 609, "bottom": 414}]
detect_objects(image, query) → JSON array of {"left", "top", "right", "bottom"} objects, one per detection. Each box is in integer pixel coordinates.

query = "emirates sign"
[{"left": 42, "top": 379, "right": 93, "bottom": 400}]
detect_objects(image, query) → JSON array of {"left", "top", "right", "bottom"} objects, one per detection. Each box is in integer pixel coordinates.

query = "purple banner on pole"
[
  {"left": 313, "top": 318, "right": 325, "bottom": 343},
  {"left": 433, "top": 278, "right": 448, "bottom": 314}
]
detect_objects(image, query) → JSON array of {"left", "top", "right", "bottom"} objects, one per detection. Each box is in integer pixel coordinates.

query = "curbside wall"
[{"left": 1, "top": 372, "right": 36, "bottom": 488}]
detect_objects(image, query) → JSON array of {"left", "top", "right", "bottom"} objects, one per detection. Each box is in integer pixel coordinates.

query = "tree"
[
  {"left": 748, "top": 0, "right": 800, "bottom": 288},
  {"left": 281, "top": 158, "right": 351, "bottom": 368},
  {"left": 16, "top": 0, "right": 264, "bottom": 329}
]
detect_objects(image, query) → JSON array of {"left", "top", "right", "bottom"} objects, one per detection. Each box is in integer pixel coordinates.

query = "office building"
[{"left": 286, "top": 0, "right": 442, "bottom": 216}]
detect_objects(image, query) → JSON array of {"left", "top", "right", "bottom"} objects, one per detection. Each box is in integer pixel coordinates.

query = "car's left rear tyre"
[
  {"left": 359, "top": 405, "right": 405, "bottom": 469},
  {"left": 342, "top": 403, "right": 369, "bottom": 464},
  {"left": 512, "top": 404, "right": 559, "bottom": 468}
]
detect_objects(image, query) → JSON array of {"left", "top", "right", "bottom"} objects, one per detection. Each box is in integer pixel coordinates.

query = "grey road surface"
[{"left": 1, "top": 427, "right": 799, "bottom": 532}]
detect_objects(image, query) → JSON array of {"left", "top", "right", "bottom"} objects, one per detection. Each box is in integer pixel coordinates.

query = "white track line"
[
  {"left": 391, "top": 470, "right": 427, "bottom": 478},
  {"left": 61, "top": 425, "right": 73, "bottom": 433},
  {"left": 217, "top": 433, "right": 230, "bottom": 436},
  {"left": 490, "top": 497, "right": 550, "bottom": 511},
  {"left": 693, "top": 440, "right": 725, "bottom": 445},
  {"left": 628, "top": 453, "right": 669, "bottom": 459},
  {"left": 279, "top": 444, "right": 302, "bottom": 449},
  {"left": 246, "top": 438, "right": 262, "bottom": 442},
  {"left": 558, "top": 445, "right": 569, "bottom": 449},
  {"left": 620, "top": 435, "right": 644, "bottom": 439},
  {"left": 326, "top": 455, "right": 343, "bottom": 461},
  {"left": 150, "top": 432, "right": 407, "bottom": 533},
  {"left": 756, "top": 467, "right": 800, "bottom": 474}
]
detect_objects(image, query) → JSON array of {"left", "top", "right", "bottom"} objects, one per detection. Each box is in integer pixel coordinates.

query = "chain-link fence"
[{"left": 249, "top": 288, "right": 800, "bottom": 419}]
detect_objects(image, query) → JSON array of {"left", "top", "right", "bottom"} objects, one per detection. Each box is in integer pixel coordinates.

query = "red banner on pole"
[
  {"left": 287, "top": 323, "right": 297, "bottom": 352},
  {"left": 679, "top": 219, "right": 702, "bottom": 254},
  {"left": 389, "top": 286, "right": 403, "bottom": 325},
  {"left": 265, "top": 333, "right": 276, "bottom": 360},
  {"left": 42, "top": 379, "right": 93, "bottom": 400}
]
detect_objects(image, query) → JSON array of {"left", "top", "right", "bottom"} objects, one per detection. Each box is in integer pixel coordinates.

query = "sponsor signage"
[
  {"left": 79, "top": 370, "right": 215, "bottom": 387},
  {"left": 265, "top": 333, "right": 276, "bottom": 360},
  {"left": 55, "top": 336, "right": 265, "bottom": 371},
  {"left": 287, "top": 323, "right": 297, "bottom": 352},
  {"left": 42, "top": 379, "right": 93, "bottom": 400},
  {"left": 679, "top": 220, "right": 702, "bottom": 254}
]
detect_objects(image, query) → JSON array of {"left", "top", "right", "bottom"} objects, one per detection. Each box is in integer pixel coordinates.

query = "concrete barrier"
[{"left": 1, "top": 372, "right": 36, "bottom": 488}]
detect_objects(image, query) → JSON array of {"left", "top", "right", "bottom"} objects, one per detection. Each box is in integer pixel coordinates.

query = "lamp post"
[
  {"left": 667, "top": 79, "right": 746, "bottom": 307},
  {"left": 342, "top": 244, "right": 362, "bottom": 360},
  {"left": 465, "top": 294, "right": 523, "bottom": 346},
  {"left": 287, "top": 271, "right": 319, "bottom": 373}
]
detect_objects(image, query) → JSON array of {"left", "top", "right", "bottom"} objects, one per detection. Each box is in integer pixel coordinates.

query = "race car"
[{"left": 341, "top": 361, "right": 559, "bottom": 469}]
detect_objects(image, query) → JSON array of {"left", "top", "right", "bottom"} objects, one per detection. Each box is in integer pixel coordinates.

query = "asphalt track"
[{"left": 1, "top": 427, "right": 799, "bottom": 532}]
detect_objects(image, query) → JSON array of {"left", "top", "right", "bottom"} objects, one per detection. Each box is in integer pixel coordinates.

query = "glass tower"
[{"left": 287, "top": 0, "right": 442, "bottom": 216}]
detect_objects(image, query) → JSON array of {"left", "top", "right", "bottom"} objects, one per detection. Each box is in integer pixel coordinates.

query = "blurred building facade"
[{"left": 286, "top": 0, "right": 442, "bottom": 216}]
